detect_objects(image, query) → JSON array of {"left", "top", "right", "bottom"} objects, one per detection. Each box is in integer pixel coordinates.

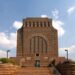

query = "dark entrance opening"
[
  {"left": 35, "top": 60, "right": 40, "bottom": 67},
  {"left": 36, "top": 53, "right": 39, "bottom": 56}
]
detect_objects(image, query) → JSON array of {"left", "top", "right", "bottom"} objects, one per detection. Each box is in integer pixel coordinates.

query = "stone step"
[
  {"left": 0, "top": 64, "right": 19, "bottom": 75},
  {"left": 14, "top": 67, "right": 54, "bottom": 75},
  {"left": 0, "top": 64, "right": 55, "bottom": 75}
]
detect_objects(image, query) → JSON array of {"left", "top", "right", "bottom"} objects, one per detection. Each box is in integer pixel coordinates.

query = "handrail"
[{"left": 51, "top": 64, "right": 61, "bottom": 75}]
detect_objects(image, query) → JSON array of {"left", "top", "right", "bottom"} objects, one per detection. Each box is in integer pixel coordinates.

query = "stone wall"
[{"left": 56, "top": 61, "right": 75, "bottom": 75}]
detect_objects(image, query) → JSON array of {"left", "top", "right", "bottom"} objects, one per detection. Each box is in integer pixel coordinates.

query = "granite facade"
[{"left": 16, "top": 18, "right": 58, "bottom": 67}]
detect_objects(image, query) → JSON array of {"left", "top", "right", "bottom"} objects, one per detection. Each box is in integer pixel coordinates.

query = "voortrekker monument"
[
  {"left": 0, "top": 17, "right": 75, "bottom": 75},
  {"left": 16, "top": 17, "right": 58, "bottom": 67}
]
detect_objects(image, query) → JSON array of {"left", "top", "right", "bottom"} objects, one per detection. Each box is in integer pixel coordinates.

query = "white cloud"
[
  {"left": 67, "top": 6, "right": 75, "bottom": 15},
  {"left": 41, "top": 15, "right": 48, "bottom": 18},
  {"left": 0, "top": 50, "right": 6, "bottom": 58},
  {"left": 0, "top": 32, "right": 9, "bottom": 45},
  {"left": 52, "top": 9, "right": 59, "bottom": 19},
  {"left": 51, "top": 9, "right": 65, "bottom": 37},
  {"left": 13, "top": 21, "right": 22, "bottom": 29},
  {"left": 0, "top": 32, "right": 17, "bottom": 49},
  {"left": 59, "top": 45, "right": 75, "bottom": 61},
  {"left": 52, "top": 20, "right": 65, "bottom": 37},
  {"left": 40, "top": 14, "right": 65, "bottom": 37}
]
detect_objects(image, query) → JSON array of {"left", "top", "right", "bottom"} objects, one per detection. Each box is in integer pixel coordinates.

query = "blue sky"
[{"left": 0, "top": 0, "right": 75, "bottom": 60}]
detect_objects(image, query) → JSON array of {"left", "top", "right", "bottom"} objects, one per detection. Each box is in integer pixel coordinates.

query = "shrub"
[{"left": 0, "top": 58, "right": 15, "bottom": 64}]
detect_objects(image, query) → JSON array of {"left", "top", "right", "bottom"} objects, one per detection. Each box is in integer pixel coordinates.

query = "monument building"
[{"left": 16, "top": 18, "right": 58, "bottom": 67}]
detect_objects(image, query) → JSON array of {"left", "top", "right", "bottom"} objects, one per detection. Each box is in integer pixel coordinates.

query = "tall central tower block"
[{"left": 17, "top": 18, "right": 58, "bottom": 67}]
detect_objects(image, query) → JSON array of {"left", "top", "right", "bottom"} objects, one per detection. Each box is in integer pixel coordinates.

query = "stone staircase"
[
  {"left": 71, "top": 62, "right": 75, "bottom": 75},
  {"left": 0, "top": 64, "right": 19, "bottom": 75},
  {"left": 14, "top": 67, "right": 55, "bottom": 75},
  {"left": 56, "top": 61, "right": 75, "bottom": 75},
  {"left": 0, "top": 64, "right": 58, "bottom": 75}
]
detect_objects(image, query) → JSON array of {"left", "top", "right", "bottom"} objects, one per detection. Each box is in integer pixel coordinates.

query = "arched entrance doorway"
[
  {"left": 35, "top": 53, "right": 40, "bottom": 67},
  {"left": 35, "top": 60, "right": 40, "bottom": 67}
]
